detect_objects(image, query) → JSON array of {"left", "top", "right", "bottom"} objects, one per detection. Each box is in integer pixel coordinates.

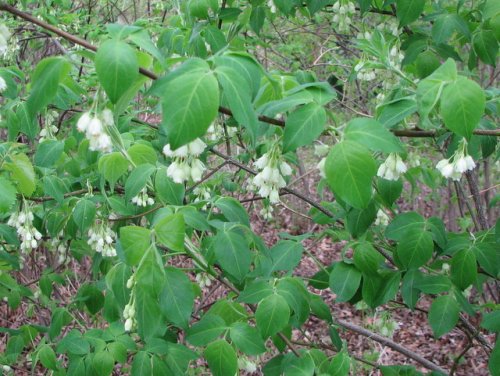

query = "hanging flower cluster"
[
  {"left": 193, "top": 185, "right": 212, "bottom": 210},
  {"left": 315, "top": 143, "right": 329, "bottom": 179},
  {"left": 354, "top": 61, "right": 376, "bottom": 81},
  {"left": 195, "top": 272, "right": 213, "bottom": 289},
  {"left": 0, "top": 24, "right": 10, "bottom": 55},
  {"left": 374, "top": 209, "right": 390, "bottom": 226},
  {"left": 388, "top": 45, "right": 404, "bottom": 69},
  {"left": 131, "top": 188, "right": 154, "bottom": 207},
  {"left": 7, "top": 203, "right": 43, "bottom": 254},
  {"left": 163, "top": 138, "right": 206, "bottom": 183},
  {"left": 0, "top": 76, "right": 7, "bottom": 93},
  {"left": 238, "top": 356, "right": 258, "bottom": 373},
  {"left": 47, "top": 232, "right": 68, "bottom": 264},
  {"left": 332, "top": 1, "right": 356, "bottom": 32},
  {"left": 123, "top": 301, "right": 137, "bottom": 332},
  {"left": 259, "top": 205, "right": 274, "bottom": 220},
  {"left": 87, "top": 220, "right": 117, "bottom": 257},
  {"left": 267, "top": 0, "right": 277, "bottom": 13},
  {"left": 252, "top": 144, "right": 293, "bottom": 204},
  {"left": 76, "top": 109, "right": 113, "bottom": 153},
  {"left": 436, "top": 140, "right": 476, "bottom": 181},
  {"left": 377, "top": 153, "right": 408, "bottom": 181}
]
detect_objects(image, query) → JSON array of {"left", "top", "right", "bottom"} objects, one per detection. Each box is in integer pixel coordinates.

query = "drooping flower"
[
  {"left": 374, "top": 209, "right": 390, "bottom": 226},
  {"left": 7, "top": 203, "right": 43, "bottom": 254},
  {"left": 131, "top": 188, "right": 154, "bottom": 207},
  {"left": 332, "top": 1, "right": 356, "bottom": 32},
  {"left": 0, "top": 76, "right": 7, "bottom": 92},
  {"left": 76, "top": 110, "right": 113, "bottom": 153},
  {"left": 252, "top": 143, "right": 293, "bottom": 204},
  {"left": 163, "top": 138, "right": 207, "bottom": 183},
  {"left": 0, "top": 24, "right": 10, "bottom": 55},
  {"left": 87, "top": 220, "right": 117, "bottom": 257},
  {"left": 377, "top": 153, "right": 407, "bottom": 181},
  {"left": 436, "top": 139, "right": 476, "bottom": 181}
]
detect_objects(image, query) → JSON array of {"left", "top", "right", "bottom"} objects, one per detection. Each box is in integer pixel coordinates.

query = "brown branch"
[
  {"left": 465, "top": 170, "right": 489, "bottom": 230},
  {"left": 336, "top": 319, "right": 449, "bottom": 375}
]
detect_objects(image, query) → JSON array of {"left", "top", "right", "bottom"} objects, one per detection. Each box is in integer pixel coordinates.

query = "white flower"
[
  {"left": 196, "top": 273, "right": 213, "bottom": 289},
  {"left": 314, "top": 143, "right": 329, "bottom": 157},
  {"left": 87, "top": 117, "right": 102, "bottom": 136},
  {"left": 374, "top": 209, "right": 390, "bottom": 226},
  {"left": 87, "top": 221, "right": 117, "bottom": 257},
  {"left": 267, "top": 0, "right": 277, "bottom": 13},
  {"left": 187, "top": 138, "right": 206, "bottom": 156},
  {"left": 101, "top": 109, "right": 114, "bottom": 126},
  {"left": 377, "top": 154, "right": 407, "bottom": 181},
  {"left": 317, "top": 158, "right": 326, "bottom": 178},
  {"left": 131, "top": 188, "right": 154, "bottom": 207},
  {"left": 0, "top": 76, "right": 7, "bottom": 92},
  {"left": 124, "top": 318, "right": 133, "bottom": 332},
  {"left": 77, "top": 112, "right": 92, "bottom": 132},
  {"left": 167, "top": 161, "right": 188, "bottom": 183},
  {"left": 8, "top": 204, "right": 42, "bottom": 254},
  {"left": 238, "top": 357, "right": 258, "bottom": 373},
  {"left": 280, "top": 161, "right": 293, "bottom": 176},
  {"left": 260, "top": 205, "right": 274, "bottom": 220},
  {"left": 252, "top": 146, "right": 292, "bottom": 203},
  {"left": 436, "top": 140, "right": 476, "bottom": 181},
  {"left": 190, "top": 159, "right": 205, "bottom": 182}
]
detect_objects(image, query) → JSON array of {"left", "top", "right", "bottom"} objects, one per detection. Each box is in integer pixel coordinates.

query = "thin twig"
[{"left": 336, "top": 319, "right": 449, "bottom": 375}]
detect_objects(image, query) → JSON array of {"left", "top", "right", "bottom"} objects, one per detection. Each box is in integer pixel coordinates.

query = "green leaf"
[
  {"left": 255, "top": 294, "right": 290, "bottom": 338},
  {"left": 38, "top": 344, "right": 58, "bottom": 370},
  {"left": 161, "top": 59, "right": 219, "bottom": 149},
  {"left": 270, "top": 240, "right": 304, "bottom": 272},
  {"left": 378, "top": 178, "right": 403, "bottom": 206},
  {"left": 34, "top": 140, "right": 64, "bottom": 167},
  {"left": 346, "top": 203, "right": 377, "bottom": 238},
  {"left": 416, "top": 59, "right": 457, "bottom": 119},
  {"left": 78, "top": 283, "right": 104, "bottom": 315},
  {"left": 328, "top": 350, "right": 350, "bottom": 376},
  {"left": 215, "top": 64, "right": 259, "bottom": 144},
  {"left": 125, "top": 164, "right": 156, "bottom": 201},
  {"left": 237, "top": 279, "right": 274, "bottom": 304},
  {"left": 72, "top": 199, "right": 96, "bottom": 233},
  {"left": 414, "top": 274, "right": 451, "bottom": 294},
  {"left": 329, "top": 262, "right": 362, "bottom": 302},
  {"left": 215, "top": 197, "right": 250, "bottom": 227},
  {"left": 377, "top": 98, "right": 418, "bottom": 128},
  {"left": 95, "top": 40, "right": 139, "bottom": 103},
  {"left": 481, "top": 310, "right": 500, "bottom": 332},
  {"left": 353, "top": 243, "right": 384, "bottom": 277},
  {"left": 325, "top": 141, "right": 377, "bottom": 209},
  {"left": 284, "top": 353, "right": 315, "bottom": 376},
  {"left": 397, "top": 230, "right": 434, "bottom": 269},
  {"left": 204, "top": 340, "right": 238, "bottom": 376},
  {"left": 489, "top": 339, "right": 500, "bottom": 376},
  {"left": 450, "top": 248, "right": 477, "bottom": 290},
  {"left": 396, "top": 0, "right": 425, "bottom": 26},
  {"left": 402, "top": 270, "right": 421, "bottom": 309},
  {"left": 214, "top": 230, "right": 251, "bottom": 281},
  {"left": 128, "top": 143, "right": 158, "bottom": 165},
  {"left": 27, "top": 57, "right": 71, "bottom": 117},
  {"left": 428, "top": 295, "right": 459, "bottom": 338},
  {"left": 0, "top": 177, "right": 17, "bottom": 214},
  {"left": 386, "top": 212, "right": 425, "bottom": 241},
  {"left": 5, "top": 153, "right": 36, "bottom": 196},
  {"left": 230, "top": 322, "right": 266, "bottom": 355},
  {"left": 120, "top": 226, "right": 151, "bottom": 266},
  {"left": 131, "top": 352, "right": 152, "bottom": 376},
  {"left": 432, "top": 14, "right": 470, "bottom": 44},
  {"left": 344, "top": 118, "right": 404, "bottom": 153},
  {"left": 155, "top": 169, "right": 185, "bottom": 205},
  {"left": 473, "top": 29, "right": 498, "bottom": 66},
  {"left": 49, "top": 308, "right": 72, "bottom": 340},
  {"left": 154, "top": 213, "right": 185, "bottom": 252},
  {"left": 93, "top": 351, "right": 115, "bottom": 375},
  {"left": 186, "top": 315, "right": 226, "bottom": 346},
  {"left": 106, "top": 263, "right": 132, "bottom": 307},
  {"left": 98, "top": 152, "right": 129, "bottom": 189},
  {"left": 283, "top": 102, "right": 326, "bottom": 152},
  {"left": 135, "top": 288, "right": 165, "bottom": 340},
  {"left": 440, "top": 76, "right": 485, "bottom": 140},
  {"left": 159, "top": 267, "right": 194, "bottom": 329}
]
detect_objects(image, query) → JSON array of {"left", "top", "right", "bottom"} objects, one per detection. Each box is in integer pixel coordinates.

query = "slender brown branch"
[
  {"left": 465, "top": 170, "right": 489, "bottom": 230},
  {"left": 336, "top": 319, "right": 449, "bottom": 375}
]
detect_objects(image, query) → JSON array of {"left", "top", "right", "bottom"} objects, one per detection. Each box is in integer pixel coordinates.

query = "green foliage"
[{"left": 0, "top": 0, "right": 498, "bottom": 374}]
